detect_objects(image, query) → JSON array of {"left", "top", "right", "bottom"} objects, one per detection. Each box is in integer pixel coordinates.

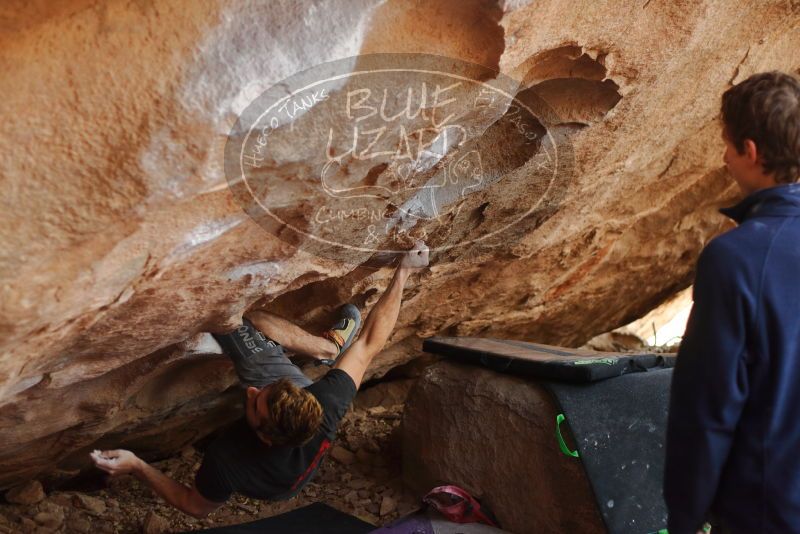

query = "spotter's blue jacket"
[{"left": 665, "top": 184, "right": 800, "bottom": 534}]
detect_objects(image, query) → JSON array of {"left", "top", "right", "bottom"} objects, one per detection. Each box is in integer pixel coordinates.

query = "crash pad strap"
[{"left": 555, "top": 413, "right": 579, "bottom": 458}]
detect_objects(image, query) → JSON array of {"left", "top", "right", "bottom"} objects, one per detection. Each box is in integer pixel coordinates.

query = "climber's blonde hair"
[{"left": 259, "top": 378, "right": 323, "bottom": 447}]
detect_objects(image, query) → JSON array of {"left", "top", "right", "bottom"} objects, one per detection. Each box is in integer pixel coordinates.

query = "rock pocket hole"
[{"left": 518, "top": 45, "right": 623, "bottom": 128}]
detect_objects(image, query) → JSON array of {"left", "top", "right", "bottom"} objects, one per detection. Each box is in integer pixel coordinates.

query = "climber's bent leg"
[
  {"left": 245, "top": 310, "right": 338, "bottom": 361},
  {"left": 212, "top": 318, "right": 312, "bottom": 389}
]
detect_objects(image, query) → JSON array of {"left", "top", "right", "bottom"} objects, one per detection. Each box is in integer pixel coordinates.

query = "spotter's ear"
[{"left": 743, "top": 139, "right": 760, "bottom": 164}]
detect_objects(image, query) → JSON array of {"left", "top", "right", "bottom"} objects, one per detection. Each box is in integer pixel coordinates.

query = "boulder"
[
  {"left": 402, "top": 361, "right": 604, "bottom": 533},
  {"left": 1, "top": 0, "right": 799, "bottom": 486}
]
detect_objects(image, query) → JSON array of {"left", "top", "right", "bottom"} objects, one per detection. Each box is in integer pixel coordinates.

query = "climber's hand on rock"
[
  {"left": 400, "top": 240, "right": 429, "bottom": 270},
  {"left": 90, "top": 449, "right": 142, "bottom": 476}
]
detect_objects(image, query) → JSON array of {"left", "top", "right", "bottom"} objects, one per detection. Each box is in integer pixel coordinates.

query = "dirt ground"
[{"left": 0, "top": 379, "right": 419, "bottom": 533}]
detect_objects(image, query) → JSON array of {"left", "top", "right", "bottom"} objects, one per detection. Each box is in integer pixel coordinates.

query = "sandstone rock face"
[
  {"left": 1, "top": 0, "right": 799, "bottom": 486},
  {"left": 402, "top": 361, "right": 605, "bottom": 533}
]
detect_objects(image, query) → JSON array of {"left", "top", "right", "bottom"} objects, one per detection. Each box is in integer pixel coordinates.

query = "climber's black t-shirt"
[{"left": 194, "top": 369, "right": 356, "bottom": 503}]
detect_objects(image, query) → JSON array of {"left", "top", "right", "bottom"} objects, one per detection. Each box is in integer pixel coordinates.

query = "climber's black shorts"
[{"left": 212, "top": 318, "right": 312, "bottom": 389}]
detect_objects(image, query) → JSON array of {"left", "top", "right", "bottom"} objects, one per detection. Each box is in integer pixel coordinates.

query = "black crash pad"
[
  {"left": 546, "top": 369, "right": 672, "bottom": 534},
  {"left": 184, "top": 502, "right": 375, "bottom": 534},
  {"left": 423, "top": 336, "right": 675, "bottom": 383}
]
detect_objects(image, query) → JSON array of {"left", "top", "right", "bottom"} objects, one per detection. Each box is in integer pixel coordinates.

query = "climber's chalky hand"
[
  {"left": 90, "top": 449, "right": 141, "bottom": 476},
  {"left": 400, "top": 240, "right": 429, "bottom": 270}
]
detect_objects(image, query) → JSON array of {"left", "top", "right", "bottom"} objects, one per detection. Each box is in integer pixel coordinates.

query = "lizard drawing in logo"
[{"left": 319, "top": 139, "right": 485, "bottom": 224}]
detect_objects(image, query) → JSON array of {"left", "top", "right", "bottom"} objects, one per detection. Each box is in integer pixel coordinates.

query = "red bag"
[{"left": 422, "top": 485, "right": 498, "bottom": 527}]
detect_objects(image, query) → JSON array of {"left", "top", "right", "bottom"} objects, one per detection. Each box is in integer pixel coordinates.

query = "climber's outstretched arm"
[
  {"left": 334, "top": 241, "right": 428, "bottom": 389},
  {"left": 91, "top": 450, "right": 222, "bottom": 518}
]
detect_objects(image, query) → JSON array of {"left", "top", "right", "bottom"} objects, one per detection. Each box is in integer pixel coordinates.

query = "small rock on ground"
[
  {"left": 33, "top": 510, "right": 64, "bottom": 530},
  {"left": 143, "top": 511, "right": 170, "bottom": 534},
  {"left": 66, "top": 515, "right": 92, "bottom": 533},
  {"left": 380, "top": 495, "right": 397, "bottom": 516},
  {"left": 72, "top": 494, "right": 106, "bottom": 516},
  {"left": 329, "top": 444, "right": 356, "bottom": 465},
  {"left": 4, "top": 481, "right": 45, "bottom": 505}
]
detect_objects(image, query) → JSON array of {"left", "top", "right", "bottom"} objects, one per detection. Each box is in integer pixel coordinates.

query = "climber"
[
  {"left": 664, "top": 72, "right": 800, "bottom": 534},
  {"left": 90, "top": 241, "right": 430, "bottom": 518}
]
